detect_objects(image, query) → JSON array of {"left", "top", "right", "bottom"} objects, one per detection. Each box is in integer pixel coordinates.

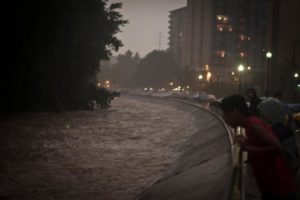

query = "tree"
[
  {"left": 100, "top": 50, "right": 141, "bottom": 88},
  {"left": 135, "top": 50, "right": 179, "bottom": 88},
  {"left": 1, "top": 0, "right": 127, "bottom": 112}
]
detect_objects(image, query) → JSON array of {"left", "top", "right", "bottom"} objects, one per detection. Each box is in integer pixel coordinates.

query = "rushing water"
[{"left": 0, "top": 96, "right": 198, "bottom": 200}]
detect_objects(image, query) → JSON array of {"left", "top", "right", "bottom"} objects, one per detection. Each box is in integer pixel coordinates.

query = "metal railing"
[
  {"left": 226, "top": 127, "right": 245, "bottom": 200},
  {"left": 178, "top": 99, "right": 246, "bottom": 200}
]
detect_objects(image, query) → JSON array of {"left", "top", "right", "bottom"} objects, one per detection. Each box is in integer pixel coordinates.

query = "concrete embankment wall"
[{"left": 132, "top": 96, "right": 233, "bottom": 200}]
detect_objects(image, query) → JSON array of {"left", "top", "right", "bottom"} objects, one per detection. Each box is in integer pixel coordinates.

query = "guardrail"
[
  {"left": 179, "top": 100, "right": 246, "bottom": 200},
  {"left": 227, "top": 127, "right": 245, "bottom": 200}
]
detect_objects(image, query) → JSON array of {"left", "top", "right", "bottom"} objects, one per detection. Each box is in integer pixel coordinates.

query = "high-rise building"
[
  {"left": 168, "top": 7, "right": 187, "bottom": 68},
  {"left": 169, "top": 0, "right": 268, "bottom": 84},
  {"left": 266, "top": 0, "right": 300, "bottom": 100}
]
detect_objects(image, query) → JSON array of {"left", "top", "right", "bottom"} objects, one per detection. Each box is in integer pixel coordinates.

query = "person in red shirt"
[{"left": 221, "top": 94, "right": 297, "bottom": 200}]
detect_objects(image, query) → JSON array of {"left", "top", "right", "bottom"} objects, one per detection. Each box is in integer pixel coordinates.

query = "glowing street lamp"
[
  {"left": 295, "top": 73, "right": 299, "bottom": 78},
  {"left": 198, "top": 74, "right": 203, "bottom": 80},
  {"left": 238, "top": 64, "right": 245, "bottom": 72},
  {"left": 238, "top": 64, "right": 244, "bottom": 94},
  {"left": 265, "top": 51, "right": 272, "bottom": 97},
  {"left": 266, "top": 52, "right": 272, "bottom": 59}
]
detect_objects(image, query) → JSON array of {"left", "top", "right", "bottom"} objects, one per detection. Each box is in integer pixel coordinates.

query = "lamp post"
[
  {"left": 216, "top": 74, "right": 220, "bottom": 98},
  {"left": 198, "top": 74, "right": 203, "bottom": 92},
  {"left": 238, "top": 64, "right": 244, "bottom": 94},
  {"left": 266, "top": 51, "right": 272, "bottom": 97},
  {"left": 295, "top": 73, "right": 299, "bottom": 99}
]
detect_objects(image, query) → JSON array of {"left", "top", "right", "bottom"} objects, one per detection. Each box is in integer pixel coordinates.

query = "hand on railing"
[{"left": 227, "top": 127, "right": 245, "bottom": 200}]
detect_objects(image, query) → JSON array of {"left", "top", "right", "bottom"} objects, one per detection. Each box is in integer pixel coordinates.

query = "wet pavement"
[{"left": 0, "top": 96, "right": 199, "bottom": 200}]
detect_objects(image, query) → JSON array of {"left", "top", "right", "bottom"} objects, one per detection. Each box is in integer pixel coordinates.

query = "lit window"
[
  {"left": 217, "top": 24, "right": 224, "bottom": 32},
  {"left": 240, "top": 52, "right": 246, "bottom": 58},
  {"left": 216, "top": 15, "right": 229, "bottom": 23},
  {"left": 216, "top": 50, "right": 226, "bottom": 58},
  {"left": 239, "top": 34, "right": 246, "bottom": 41}
]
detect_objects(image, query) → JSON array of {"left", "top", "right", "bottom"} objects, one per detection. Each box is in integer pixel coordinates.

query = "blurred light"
[
  {"left": 298, "top": 84, "right": 300, "bottom": 88},
  {"left": 144, "top": 88, "right": 148, "bottom": 91},
  {"left": 97, "top": 83, "right": 101, "bottom": 87},
  {"left": 232, "top": 72, "right": 235, "bottom": 75},
  {"left": 169, "top": 82, "right": 174, "bottom": 86},
  {"left": 247, "top": 66, "right": 251, "bottom": 70},
  {"left": 161, "top": 88, "right": 165, "bottom": 91},
  {"left": 207, "top": 72, "right": 212, "bottom": 81},
  {"left": 187, "top": 86, "right": 190, "bottom": 89},
  {"left": 105, "top": 80, "right": 110, "bottom": 84},
  {"left": 238, "top": 64, "right": 244, "bottom": 72},
  {"left": 106, "top": 84, "right": 110, "bottom": 88},
  {"left": 266, "top": 51, "right": 272, "bottom": 58},
  {"left": 294, "top": 73, "right": 299, "bottom": 78},
  {"left": 150, "top": 88, "right": 153, "bottom": 91},
  {"left": 198, "top": 74, "right": 203, "bottom": 80},
  {"left": 205, "top": 64, "right": 209, "bottom": 71}
]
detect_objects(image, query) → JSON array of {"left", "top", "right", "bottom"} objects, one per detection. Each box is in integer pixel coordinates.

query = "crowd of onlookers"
[{"left": 220, "top": 89, "right": 300, "bottom": 200}]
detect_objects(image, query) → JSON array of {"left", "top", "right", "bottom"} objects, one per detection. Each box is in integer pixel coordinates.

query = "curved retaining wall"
[{"left": 133, "top": 97, "right": 233, "bottom": 200}]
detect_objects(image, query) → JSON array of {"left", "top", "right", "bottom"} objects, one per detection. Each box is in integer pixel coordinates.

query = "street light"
[
  {"left": 216, "top": 74, "right": 220, "bottom": 98},
  {"left": 295, "top": 73, "right": 299, "bottom": 78},
  {"left": 198, "top": 74, "right": 203, "bottom": 92},
  {"left": 266, "top": 52, "right": 272, "bottom": 59},
  {"left": 266, "top": 51, "right": 272, "bottom": 97},
  {"left": 238, "top": 64, "right": 244, "bottom": 94}
]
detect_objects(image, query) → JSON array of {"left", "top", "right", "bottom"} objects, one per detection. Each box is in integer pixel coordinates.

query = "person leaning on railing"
[{"left": 221, "top": 94, "right": 297, "bottom": 200}]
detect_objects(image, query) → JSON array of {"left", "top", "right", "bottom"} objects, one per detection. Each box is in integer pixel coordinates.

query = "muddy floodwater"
[{"left": 0, "top": 96, "right": 199, "bottom": 200}]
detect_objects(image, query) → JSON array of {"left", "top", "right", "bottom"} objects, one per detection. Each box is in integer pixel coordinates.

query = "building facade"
[
  {"left": 169, "top": 0, "right": 268, "bottom": 87},
  {"left": 168, "top": 7, "right": 187, "bottom": 68},
  {"left": 266, "top": 0, "right": 300, "bottom": 101}
]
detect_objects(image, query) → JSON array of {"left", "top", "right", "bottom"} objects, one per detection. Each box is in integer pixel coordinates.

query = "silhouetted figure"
[
  {"left": 258, "top": 98, "right": 300, "bottom": 173},
  {"left": 273, "top": 92, "right": 296, "bottom": 130},
  {"left": 221, "top": 95, "right": 297, "bottom": 200},
  {"left": 246, "top": 88, "right": 261, "bottom": 117}
]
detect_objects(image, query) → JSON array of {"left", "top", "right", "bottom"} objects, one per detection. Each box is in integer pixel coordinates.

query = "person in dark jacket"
[{"left": 246, "top": 88, "right": 262, "bottom": 117}]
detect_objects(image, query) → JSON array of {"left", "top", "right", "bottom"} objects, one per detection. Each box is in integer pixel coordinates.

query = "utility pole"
[{"left": 158, "top": 32, "right": 162, "bottom": 50}]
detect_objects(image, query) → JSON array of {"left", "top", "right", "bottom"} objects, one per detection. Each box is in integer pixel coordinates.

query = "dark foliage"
[
  {"left": 101, "top": 50, "right": 141, "bottom": 88},
  {"left": 135, "top": 50, "right": 180, "bottom": 88},
  {"left": 1, "top": 0, "right": 127, "bottom": 112},
  {"left": 101, "top": 50, "right": 179, "bottom": 89},
  {"left": 95, "top": 88, "right": 120, "bottom": 109}
]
